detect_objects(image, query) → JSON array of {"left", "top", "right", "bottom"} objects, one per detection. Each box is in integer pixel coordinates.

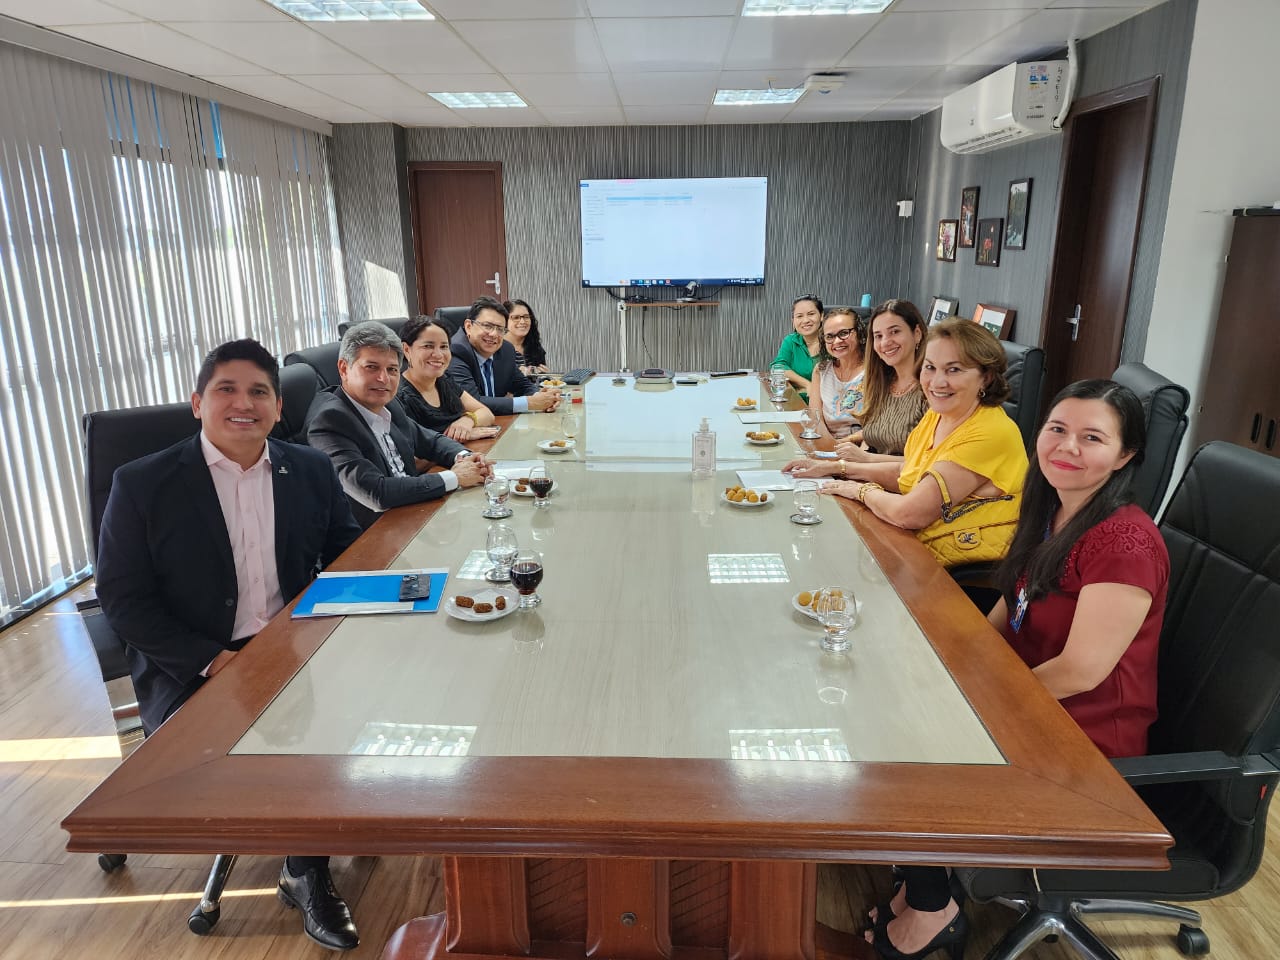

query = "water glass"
[
  {"left": 529, "top": 463, "right": 553, "bottom": 509},
  {"left": 791, "top": 479, "right": 821, "bottom": 525},
  {"left": 510, "top": 549, "right": 544, "bottom": 609},
  {"left": 485, "top": 522, "right": 518, "bottom": 583},
  {"left": 799, "top": 408, "right": 820, "bottom": 440},
  {"left": 816, "top": 586, "right": 856, "bottom": 653},
  {"left": 482, "top": 474, "right": 512, "bottom": 519},
  {"left": 560, "top": 409, "right": 581, "bottom": 440}
]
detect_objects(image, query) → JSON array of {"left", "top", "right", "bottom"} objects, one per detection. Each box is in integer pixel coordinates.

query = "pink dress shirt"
[{"left": 201, "top": 432, "right": 285, "bottom": 644}]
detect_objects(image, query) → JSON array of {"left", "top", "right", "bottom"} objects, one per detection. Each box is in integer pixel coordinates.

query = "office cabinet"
[{"left": 1193, "top": 212, "right": 1280, "bottom": 457}]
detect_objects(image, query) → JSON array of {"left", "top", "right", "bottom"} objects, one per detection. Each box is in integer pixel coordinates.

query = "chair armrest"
[{"left": 1113, "top": 751, "right": 1280, "bottom": 785}]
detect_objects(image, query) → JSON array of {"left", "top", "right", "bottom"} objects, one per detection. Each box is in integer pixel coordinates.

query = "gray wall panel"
[
  {"left": 339, "top": 121, "right": 914, "bottom": 373},
  {"left": 904, "top": 0, "right": 1196, "bottom": 359}
]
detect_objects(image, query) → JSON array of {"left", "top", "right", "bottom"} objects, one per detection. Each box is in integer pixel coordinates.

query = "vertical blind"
[{"left": 0, "top": 41, "right": 347, "bottom": 625}]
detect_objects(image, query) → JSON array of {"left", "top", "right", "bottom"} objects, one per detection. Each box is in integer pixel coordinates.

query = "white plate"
[
  {"left": 732, "top": 403, "right": 759, "bottom": 412},
  {"left": 745, "top": 434, "right": 783, "bottom": 446},
  {"left": 791, "top": 592, "right": 863, "bottom": 623},
  {"left": 511, "top": 479, "right": 557, "bottom": 497},
  {"left": 721, "top": 489, "right": 774, "bottom": 508},
  {"left": 445, "top": 587, "right": 519, "bottom": 622},
  {"left": 537, "top": 438, "right": 576, "bottom": 454}
]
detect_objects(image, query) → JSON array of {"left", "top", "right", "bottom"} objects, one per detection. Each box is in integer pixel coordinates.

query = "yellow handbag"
[{"left": 916, "top": 468, "right": 1019, "bottom": 568}]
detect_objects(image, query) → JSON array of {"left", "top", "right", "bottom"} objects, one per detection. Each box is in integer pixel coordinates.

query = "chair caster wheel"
[
  {"left": 188, "top": 905, "right": 220, "bottom": 935},
  {"left": 98, "top": 853, "right": 127, "bottom": 872},
  {"left": 1177, "top": 924, "right": 1210, "bottom": 955}
]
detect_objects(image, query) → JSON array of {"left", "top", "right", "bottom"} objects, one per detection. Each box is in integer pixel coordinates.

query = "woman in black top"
[
  {"left": 398, "top": 316, "right": 499, "bottom": 441},
  {"left": 503, "top": 298, "right": 548, "bottom": 375}
]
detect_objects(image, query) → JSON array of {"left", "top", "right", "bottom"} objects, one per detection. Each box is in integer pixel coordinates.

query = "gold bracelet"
[
  {"left": 837, "top": 459, "right": 846, "bottom": 477},
  {"left": 464, "top": 410, "right": 481, "bottom": 425},
  {"left": 858, "top": 482, "right": 883, "bottom": 504}
]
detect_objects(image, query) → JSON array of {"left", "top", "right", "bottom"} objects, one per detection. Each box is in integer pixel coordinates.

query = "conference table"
[{"left": 63, "top": 374, "right": 1170, "bottom": 960}]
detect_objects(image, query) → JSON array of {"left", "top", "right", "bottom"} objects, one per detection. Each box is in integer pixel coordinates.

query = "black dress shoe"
[{"left": 277, "top": 864, "right": 360, "bottom": 951}]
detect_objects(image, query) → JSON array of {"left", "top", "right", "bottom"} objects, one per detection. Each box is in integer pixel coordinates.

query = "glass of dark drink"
[
  {"left": 510, "top": 550, "right": 544, "bottom": 609},
  {"left": 529, "top": 464, "right": 553, "bottom": 509}
]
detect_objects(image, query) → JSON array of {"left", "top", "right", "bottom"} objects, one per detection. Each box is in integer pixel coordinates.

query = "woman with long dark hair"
[
  {"left": 770, "top": 294, "right": 824, "bottom": 398},
  {"left": 398, "top": 316, "right": 499, "bottom": 441},
  {"left": 863, "top": 380, "right": 1167, "bottom": 960},
  {"left": 504, "top": 299, "right": 548, "bottom": 375}
]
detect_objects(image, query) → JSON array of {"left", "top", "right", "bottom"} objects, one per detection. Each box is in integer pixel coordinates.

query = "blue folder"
[{"left": 292, "top": 568, "right": 448, "bottom": 618}]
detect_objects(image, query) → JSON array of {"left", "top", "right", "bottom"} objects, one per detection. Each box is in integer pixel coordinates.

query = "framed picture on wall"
[
  {"left": 1005, "top": 178, "right": 1032, "bottom": 250},
  {"left": 976, "top": 218, "right": 1003, "bottom": 267},
  {"left": 928, "top": 295, "right": 958, "bottom": 326},
  {"left": 936, "top": 219, "right": 958, "bottom": 262},
  {"left": 959, "top": 186, "right": 979, "bottom": 247},
  {"left": 973, "top": 303, "right": 1016, "bottom": 339}
]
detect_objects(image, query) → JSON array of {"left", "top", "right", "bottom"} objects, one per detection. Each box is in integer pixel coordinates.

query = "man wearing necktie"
[{"left": 447, "top": 297, "right": 561, "bottom": 416}]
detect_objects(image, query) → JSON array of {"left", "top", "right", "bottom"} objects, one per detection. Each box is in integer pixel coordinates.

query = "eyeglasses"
[
  {"left": 823, "top": 328, "right": 856, "bottom": 343},
  {"left": 472, "top": 321, "right": 507, "bottom": 335},
  {"left": 508, "top": 313, "right": 531, "bottom": 322}
]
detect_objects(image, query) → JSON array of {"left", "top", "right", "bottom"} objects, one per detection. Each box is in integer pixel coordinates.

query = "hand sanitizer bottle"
[{"left": 692, "top": 417, "right": 716, "bottom": 478}]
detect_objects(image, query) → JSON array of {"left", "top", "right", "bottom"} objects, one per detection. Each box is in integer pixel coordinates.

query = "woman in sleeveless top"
[{"left": 807, "top": 307, "right": 865, "bottom": 441}]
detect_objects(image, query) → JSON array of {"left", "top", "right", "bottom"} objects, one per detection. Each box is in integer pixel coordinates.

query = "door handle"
[
  {"left": 484, "top": 272, "right": 501, "bottom": 297},
  {"left": 1066, "top": 304, "right": 1082, "bottom": 343},
  {"left": 1251, "top": 413, "right": 1262, "bottom": 444},
  {"left": 1268, "top": 419, "right": 1276, "bottom": 451}
]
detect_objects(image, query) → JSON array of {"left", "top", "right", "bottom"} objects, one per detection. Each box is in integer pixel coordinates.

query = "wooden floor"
[{"left": 1, "top": 586, "right": 1273, "bottom": 959}]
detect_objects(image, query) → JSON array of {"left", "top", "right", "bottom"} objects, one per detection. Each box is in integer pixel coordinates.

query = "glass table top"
[{"left": 233, "top": 376, "right": 1003, "bottom": 765}]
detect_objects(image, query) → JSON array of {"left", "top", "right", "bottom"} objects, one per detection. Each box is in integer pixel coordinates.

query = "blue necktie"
[{"left": 482, "top": 358, "right": 495, "bottom": 397}]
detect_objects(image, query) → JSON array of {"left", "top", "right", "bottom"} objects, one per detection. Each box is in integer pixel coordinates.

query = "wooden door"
[
  {"left": 1192, "top": 214, "right": 1280, "bottom": 455},
  {"left": 409, "top": 162, "right": 508, "bottom": 315},
  {"left": 1040, "top": 79, "right": 1159, "bottom": 399}
]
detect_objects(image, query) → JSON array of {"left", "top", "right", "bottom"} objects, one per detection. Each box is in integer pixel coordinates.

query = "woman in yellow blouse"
[{"left": 785, "top": 318, "right": 1027, "bottom": 567}]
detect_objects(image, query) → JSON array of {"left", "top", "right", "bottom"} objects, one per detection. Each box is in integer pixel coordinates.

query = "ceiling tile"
[
  {"left": 296, "top": 74, "right": 435, "bottom": 113},
  {"left": 840, "top": 9, "right": 1031, "bottom": 67},
  {"left": 56, "top": 23, "right": 265, "bottom": 74},
  {"left": 891, "top": 0, "right": 1042, "bottom": 10},
  {"left": 623, "top": 105, "right": 709, "bottom": 124},
  {"left": 957, "top": 7, "right": 1139, "bottom": 65},
  {"left": 723, "top": 15, "right": 877, "bottom": 71},
  {"left": 595, "top": 17, "right": 735, "bottom": 72},
  {"left": 170, "top": 21, "right": 379, "bottom": 74},
  {"left": 538, "top": 104, "right": 625, "bottom": 124},
  {"left": 108, "top": 0, "right": 290, "bottom": 20},
  {"left": 462, "top": 108, "right": 549, "bottom": 127},
  {"left": 705, "top": 103, "right": 796, "bottom": 123},
  {"left": 307, "top": 21, "right": 490, "bottom": 75},
  {"left": 587, "top": 0, "right": 740, "bottom": 15},
  {"left": 450, "top": 19, "right": 606, "bottom": 73},
  {"left": 716, "top": 68, "right": 807, "bottom": 89},
  {"left": 612, "top": 71, "right": 719, "bottom": 106},
  {"left": 399, "top": 73, "right": 512, "bottom": 93},
  {"left": 898, "top": 63, "right": 1002, "bottom": 99},
  {"left": 206, "top": 74, "right": 374, "bottom": 120},
  {"left": 428, "top": 0, "right": 588, "bottom": 18},
  {"left": 0, "top": 0, "right": 137, "bottom": 25},
  {"left": 507, "top": 73, "right": 618, "bottom": 106},
  {"left": 381, "top": 104, "right": 471, "bottom": 125},
  {"left": 786, "top": 96, "right": 887, "bottom": 116},
  {"left": 858, "top": 102, "right": 934, "bottom": 120}
]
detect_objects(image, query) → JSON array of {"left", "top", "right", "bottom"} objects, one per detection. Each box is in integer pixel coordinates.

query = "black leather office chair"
[
  {"left": 1111, "top": 362, "right": 1190, "bottom": 516},
  {"left": 958, "top": 441, "right": 1280, "bottom": 959},
  {"left": 337, "top": 317, "right": 408, "bottom": 339},
  {"left": 283, "top": 340, "right": 341, "bottom": 388},
  {"left": 1001, "top": 340, "right": 1045, "bottom": 450},
  {"left": 80, "top": 403, "right": 240, "bottom": 936},
  {"left": 433, "top": 305, "right": 470, "bottom": 337},
  {"left": 276, "top": 361, "right": 323, "bottom": 443}
]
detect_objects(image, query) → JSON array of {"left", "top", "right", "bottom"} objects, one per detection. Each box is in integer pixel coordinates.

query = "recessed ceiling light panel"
[
  {"left": 714, "top": 88, "right": 804, "bottom": 105},
  {"left": 742, "top": 0, "right": 891, "bottom": 15},
  {"left": 269, "top": 0, "right": 434, "bottom": 21},
  {"left": 429, "top": 92, "right": 528, "bottom": 109}
]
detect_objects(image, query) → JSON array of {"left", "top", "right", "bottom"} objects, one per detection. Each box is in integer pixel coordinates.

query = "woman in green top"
[{"left": 771, "top": 295, "right": 824, "bottom": 396}]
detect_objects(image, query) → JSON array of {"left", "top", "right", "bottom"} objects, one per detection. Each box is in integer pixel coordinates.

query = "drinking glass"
[
  {"left": 791, "top": 479, "right": 821, "bottom": 525},
  {"left": 510, "top": 549, "right": 544, "bottom": 609},
  {"left": 560, "top": 409, "right": 580, "bottom": 441},
  {"left": 768, "top": 362, "right": 788, "bottom": 402},
  {"left": 799, "top": 408, "right": 820, "bottom": 440},
  {"left": 485, "top": 523, "right": 518, "bottom": 583},
  {"left": 529, "top": 463, "right": 553, "bottom": 509},
  {"left": 816, "top": 586, "right": 856, "bottom": 653},
  {"left": 482, "top": 474, "right": 512, "bottom": 519}
]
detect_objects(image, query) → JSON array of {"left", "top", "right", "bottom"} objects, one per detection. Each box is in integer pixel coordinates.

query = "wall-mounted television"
[{"left": 579, "top": 176, "right": 768, "bottom": 288}]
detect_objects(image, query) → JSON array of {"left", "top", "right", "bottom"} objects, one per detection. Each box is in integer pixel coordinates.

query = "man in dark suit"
[
  {"left": 95, "top": 339, "right": 364, "bottom": 951},
  {"left": 447, "top": 296, "right": 561, "bottom": 416},
  {"left": 307, "top": 320, "right": 489, "bottom": 529}
]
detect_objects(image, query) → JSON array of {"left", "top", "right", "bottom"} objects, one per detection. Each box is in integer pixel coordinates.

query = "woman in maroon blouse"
[{"left": 865, "top": 380, "right": 1167, "bottom": 960}]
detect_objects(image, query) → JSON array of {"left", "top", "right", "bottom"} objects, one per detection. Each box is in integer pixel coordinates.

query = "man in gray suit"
[{"left": 307, "top": 321, "right": 489, "bottom": 528}]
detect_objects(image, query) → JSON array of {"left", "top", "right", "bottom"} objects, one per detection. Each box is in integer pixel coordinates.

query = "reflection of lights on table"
[
  {"left": 350, "top": 722, "right": 477, "bottom": 757},
  {"left": 730, "top": 728, "right": 851, "bottom": 761},
  {"left": 706, "top": 553, "right": 790, "bottom": 584}
]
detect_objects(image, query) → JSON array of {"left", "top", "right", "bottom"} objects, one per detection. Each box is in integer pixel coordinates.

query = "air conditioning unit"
[{"left": 940, "top": 60, "right": 1069, "bottom": 155}]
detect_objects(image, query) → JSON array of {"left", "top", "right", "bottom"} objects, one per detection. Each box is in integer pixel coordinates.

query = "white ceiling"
[{"left": 1, "top": 0, "right": 1165, "bottom": 126}]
